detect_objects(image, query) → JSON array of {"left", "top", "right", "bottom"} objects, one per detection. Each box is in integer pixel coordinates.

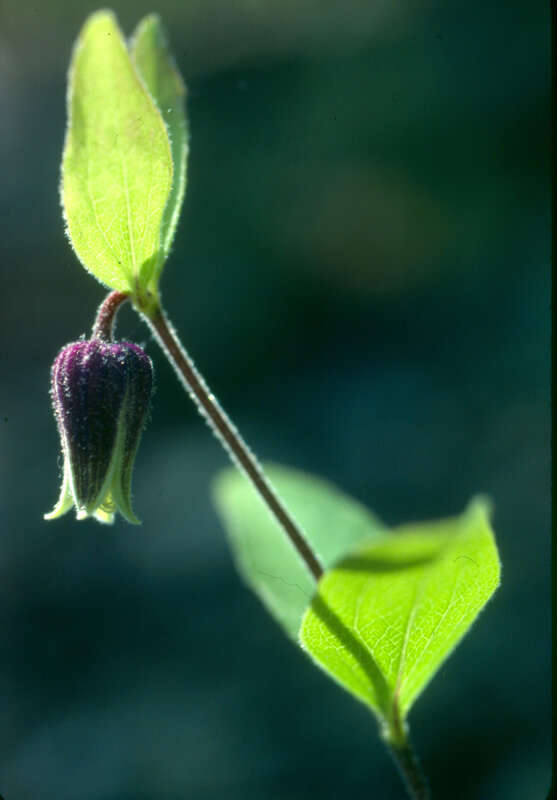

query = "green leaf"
[
  {"left": 130, "top": 14, "right": 188, "bottom": 276},
  {"left": 212, "top": 464, "right": 385, "bottom": 639},
  {"left": 300, "top": 499, "right": 500, "bottom": 740},
  {"left": 61, "top": 10, "right": 173, "bottom": 295}
]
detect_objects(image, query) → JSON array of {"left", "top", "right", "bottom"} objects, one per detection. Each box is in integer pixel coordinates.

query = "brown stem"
[
  {"left": 388, "top": 739, "right": 431, "bottom": 800},
  {"left": 143, "top": 302, "right": 324, "bottom": 582},
  {"left": 92, "top": 291, "right": 130, "bottom": 341},
  {"left": 139, "top": 298, "right": 431, "bottom": 800}
]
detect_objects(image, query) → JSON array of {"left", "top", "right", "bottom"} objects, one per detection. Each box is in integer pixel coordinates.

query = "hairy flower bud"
[{"left": 44, "top": 338, "right": 153, "bottom": 524}]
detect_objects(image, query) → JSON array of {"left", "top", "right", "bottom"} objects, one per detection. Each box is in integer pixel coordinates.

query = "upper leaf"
[
  {"left": 61, "top": 10, "right": 173, "bottom": 295},
  {"left": 300, "top": 499, "right": 500, "bottom": 738},
  {"left": 212, "top": 464, "right": 385, "bottom": 639},
  {"left": 130, "top": 14, "right": 188, "bottom": 279}
]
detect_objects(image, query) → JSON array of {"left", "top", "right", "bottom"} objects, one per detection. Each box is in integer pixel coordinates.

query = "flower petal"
[
  {"left": 45, "top": 338, "right": 153, "bottom": 525},
  {"left": 44, "top": 457, "right": 74, "bottom": 520}
]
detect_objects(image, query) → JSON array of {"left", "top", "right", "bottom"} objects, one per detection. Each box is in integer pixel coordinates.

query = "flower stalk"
[{"left": 92, "top": 290, "right": 130, "bottom": 340}]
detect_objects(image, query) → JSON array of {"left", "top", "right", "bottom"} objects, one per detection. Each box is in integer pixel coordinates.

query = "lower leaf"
[{"left": 299, "top": 499, "right": 500, "bottom": 738}]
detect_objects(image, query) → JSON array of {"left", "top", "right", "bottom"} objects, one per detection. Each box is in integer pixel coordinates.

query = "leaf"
[
  {"left": 300, "top": 499, "right": 500, "bottom": 739},
  {"left": 130, "top": 14, "right": 188, "bottom": 276},
  {"left": 212, "top": 464, "right": 385, "bottom": 639},
  {"left": 61, "top": 11, "right": 173, "bottom": 295}
]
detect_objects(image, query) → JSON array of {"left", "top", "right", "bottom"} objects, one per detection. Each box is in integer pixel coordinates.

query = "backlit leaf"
[
  {"left": 300, "top": 498, "right": 500, "bottom": 739},
  {"left": 61, "top": 10, "right": 173, "bottom": 295},
  {"left": 212, "top": 464, "right": 385, "bottom": 639},
  {"left": 131, "top": 14, "right": 188, "bottom": 274}
]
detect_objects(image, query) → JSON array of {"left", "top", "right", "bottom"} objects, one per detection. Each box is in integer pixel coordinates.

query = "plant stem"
[
  {"left": 92, "top": 291, "right": 129, "bottom": 340},
  {"left": 388, "top": 738, "right": 431, "bottom": 800},
  {"left": 136, "top": 293, "right": 430, "bottom": 798},
  {"left": 142, "top": 299, "right": 324, "bottom": 582}
]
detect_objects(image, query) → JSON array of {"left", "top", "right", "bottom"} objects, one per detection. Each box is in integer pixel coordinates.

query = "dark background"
[{"left": 0, "top": 1, "right": 550, "bottom": 798}]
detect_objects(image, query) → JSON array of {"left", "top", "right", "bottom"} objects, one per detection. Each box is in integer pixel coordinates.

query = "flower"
[{"left": 44, "top": 338, "right": 153, "bottom": 524}]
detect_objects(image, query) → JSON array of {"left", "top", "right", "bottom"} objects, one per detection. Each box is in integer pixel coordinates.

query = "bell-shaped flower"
[{"left": 44, "top": 338, "right": 153, "bottom": 524}]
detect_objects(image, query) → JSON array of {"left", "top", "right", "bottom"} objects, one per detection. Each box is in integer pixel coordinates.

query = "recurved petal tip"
[{"left": 44, "top": 460, "right": 74, "bottom": 521}]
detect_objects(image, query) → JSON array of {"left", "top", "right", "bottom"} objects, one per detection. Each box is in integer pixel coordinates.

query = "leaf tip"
[
  {"left": 81, "top": 8, "right": 119, "bottom": 35},
  {"left": 465, "top": 494, "right": 494, "bottom": 521}
]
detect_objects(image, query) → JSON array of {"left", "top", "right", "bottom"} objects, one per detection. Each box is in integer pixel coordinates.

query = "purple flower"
[{"left": 44, "top": 338, "right": 153, "bottom": 524}]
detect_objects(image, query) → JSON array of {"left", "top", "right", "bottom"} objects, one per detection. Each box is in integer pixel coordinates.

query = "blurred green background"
[{"left": 0, "top": 1, "right": 550, "bottom": 798}]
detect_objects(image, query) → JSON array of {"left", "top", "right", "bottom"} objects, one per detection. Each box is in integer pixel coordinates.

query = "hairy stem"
[
  {"left": 388, "top": 738, "right": 431, "bottom": 800},
  {"left": 136, "top": 293, "right": 430, "bottom": 798},
  {"left": 142, "top": 299, "right": 324, "bottom": 582},
  {"left": 92, "top": 291, "right": 129, "bottom": 340}
]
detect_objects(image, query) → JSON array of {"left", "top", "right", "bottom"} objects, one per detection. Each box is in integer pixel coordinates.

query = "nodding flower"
[{"left": 44, "top": 338, "right": 153, "bottom": 524}]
